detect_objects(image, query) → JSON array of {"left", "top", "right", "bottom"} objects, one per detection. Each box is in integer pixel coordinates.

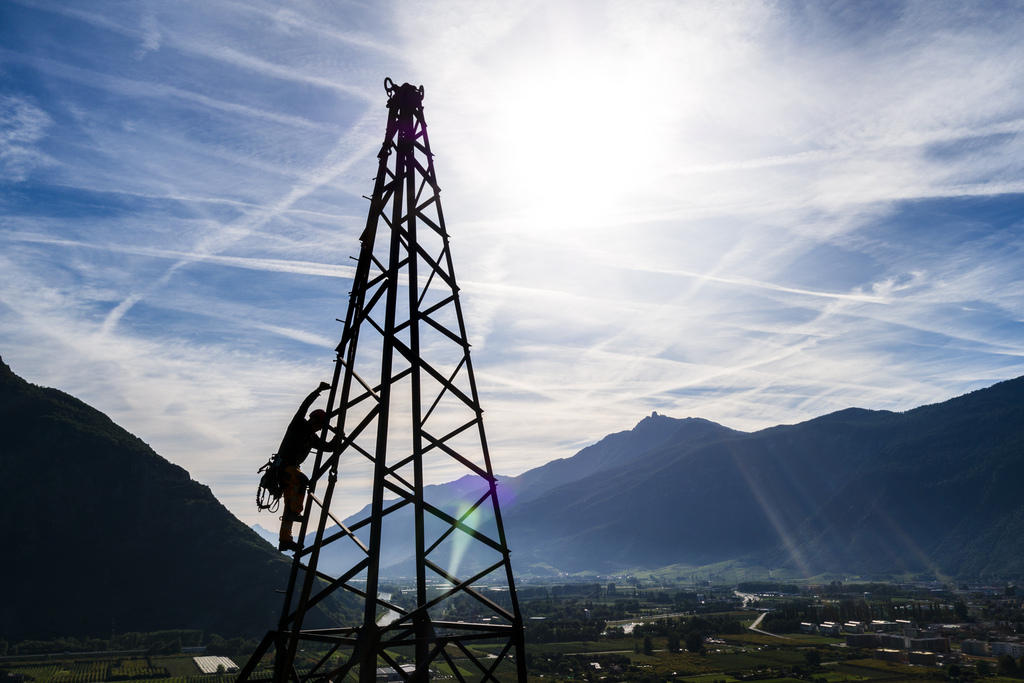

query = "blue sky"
[{"left": 2, "top": 1, "right": 1023, "bottom": 525}]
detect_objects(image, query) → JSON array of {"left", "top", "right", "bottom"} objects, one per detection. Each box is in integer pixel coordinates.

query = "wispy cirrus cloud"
[
  {"left": 1, "top": 49, "right": 335, "bottom": 132},
  {"left": 1, "top": 0, "right": 1023, "bottom": 525},
  {"left": 0, "top": 94, "right": 55, "bottom": 180}
]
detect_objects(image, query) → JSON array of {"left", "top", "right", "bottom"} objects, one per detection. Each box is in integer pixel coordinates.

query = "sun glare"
[{"left": 489, "top": 50, "right": 667, "bottom": 236}]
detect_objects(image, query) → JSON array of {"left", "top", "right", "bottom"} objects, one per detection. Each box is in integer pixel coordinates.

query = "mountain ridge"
[
  {"left": 503, "top": 375, "right": 1024, "bottom": 577},
  {"left": 300, "top": 413, "right": 743, "bottom": 576},
  {"left": 294, "top": 376, "right": 1024, "bottom": 580}
]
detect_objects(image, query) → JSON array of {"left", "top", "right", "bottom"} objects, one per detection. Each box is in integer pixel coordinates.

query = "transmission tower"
[{"left": 238, "top": 79, "right": 527, "bottom": 682}]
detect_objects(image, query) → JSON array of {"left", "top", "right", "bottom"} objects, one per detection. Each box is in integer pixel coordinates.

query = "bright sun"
[{"left": 487, "top": 49, "right": 668, "bottom": 236}]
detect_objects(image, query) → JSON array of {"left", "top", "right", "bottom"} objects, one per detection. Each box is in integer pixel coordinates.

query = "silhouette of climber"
[{"left": 276, "top": 381, "right": 340, "bottom": 551}]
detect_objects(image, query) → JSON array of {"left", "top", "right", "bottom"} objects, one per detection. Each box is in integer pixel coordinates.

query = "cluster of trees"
[
  {"left": 523, "top": 652, "right": 630, "bottom": 678},
  {"left": 639, "top": 591, "right": 708, "bottom": 611},
  {"left": 632, "top": 615, "right": 744, "bottom": 654},
  {"left": 519, "top": 582, "right": 728, "bottom": 614},
  {"left": 0, "top": 638, "right": 107, "bottom": 657},
  {"left": 0, "top": 631, "right": 253, "bottom": 658},
  {"left": 819, "top": 582, "right": 926, "bottom": 597},
  {"left": 522, "top": 594, "right": 638, "bottom": 620},
  {"left": 518, "top": 595, "right": 640, "bottom": 643},
  {"left": 106, "top": 659, "right": 169, "bottom": 681},
  {"left": 517, "top": 592, "right": 746, "bottom": 645},
  {"left": 204, "top": 635, "right": 259, "bottom": 658},
  {"left": 975, "top": 594, "right": 1024, "bottom": 625},
  {"left": 625, "top": 631, "right": 704, "bottom": 655},
  {"left": 947, "top": 657, "right": 1024, "bottom": 681},
  {"left": 738, "top": 582, "right": 802, "bottom": 594},
  {"left": 515, "top": 584, "right": 603, "bottom": 601},
  {"left": 995, "top": 655, "right": 1024, "bottom": 678},
  {"left": 522, "top": 618, "right": 604, "bottom": 644}
]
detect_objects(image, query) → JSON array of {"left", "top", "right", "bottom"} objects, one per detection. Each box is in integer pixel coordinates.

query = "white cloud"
[
  {"left": 0, "top": 94, "right": 55, "bottom": 180},
  {"left": 135, "top": 12, "right": 161, "bottom": 58}
]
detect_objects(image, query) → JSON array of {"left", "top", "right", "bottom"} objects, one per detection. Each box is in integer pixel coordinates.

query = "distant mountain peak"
[
  {"left": 634, "top": 411, "right": 722, "bottom": 426},
  {"left": 632, "top": 411, "right": 683, "bottom": 431}
]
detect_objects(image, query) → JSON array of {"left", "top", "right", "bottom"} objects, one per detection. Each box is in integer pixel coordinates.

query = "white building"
[
  {"left": 820, "top": 622, "right": 841, "bottom": 636},
  {"left": 193, "top": 656, "right": 238, "bottom": 674}
]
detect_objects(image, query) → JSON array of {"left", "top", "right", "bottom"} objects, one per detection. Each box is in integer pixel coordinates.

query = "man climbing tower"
[{"left": 274, "top": 381, "right": 340, "bottom": 551}]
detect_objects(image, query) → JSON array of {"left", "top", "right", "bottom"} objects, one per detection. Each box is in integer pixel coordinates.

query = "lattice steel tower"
[{"left": 239, "top": 79, "right": 527, "bottom": 682}]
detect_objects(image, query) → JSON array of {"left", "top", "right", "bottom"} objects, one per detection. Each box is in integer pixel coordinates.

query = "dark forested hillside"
[{"left": 0, "top": 357, "right": 352, "bottom": 641}]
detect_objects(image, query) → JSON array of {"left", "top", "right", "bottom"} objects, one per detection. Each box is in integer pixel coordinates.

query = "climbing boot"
[{"left": 278, "top": 538, "right": 299, "bottom": 552}]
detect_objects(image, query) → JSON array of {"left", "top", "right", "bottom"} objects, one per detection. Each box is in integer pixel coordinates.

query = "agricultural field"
[
  {"left": 519, "top": 636, "right": 960, "bottom": 682},
  {"left": 0, "top": 656, "right": 230, "bottom": 683}
]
